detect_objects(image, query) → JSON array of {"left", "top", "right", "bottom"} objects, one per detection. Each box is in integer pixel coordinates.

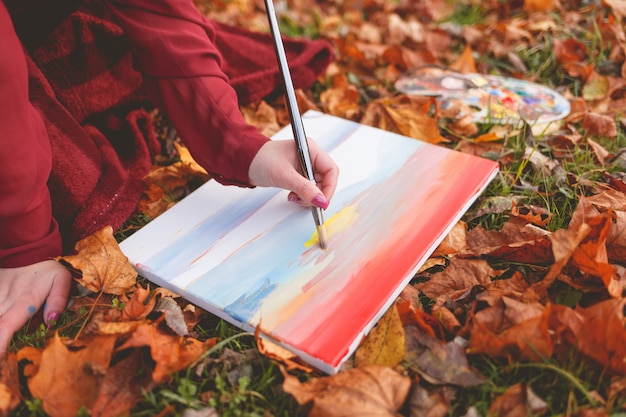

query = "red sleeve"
[{"left": 106, "top": 0, "right": 269, "bottom": 187}]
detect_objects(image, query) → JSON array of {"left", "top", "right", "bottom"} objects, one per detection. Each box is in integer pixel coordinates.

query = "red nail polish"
[
  {"left": 312, "top": 194, "right": 329, "bottom": 210},
  {"left": 47, "top": 312, "right": 59, "bottom": 325}
]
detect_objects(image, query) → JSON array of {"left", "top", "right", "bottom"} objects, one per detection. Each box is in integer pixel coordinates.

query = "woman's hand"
[
  {"left": 0, "top": 260, "right": 72, "bottom": 353},
  {"left": 248, "top": 139, "right": 339, "bottom": 209}
]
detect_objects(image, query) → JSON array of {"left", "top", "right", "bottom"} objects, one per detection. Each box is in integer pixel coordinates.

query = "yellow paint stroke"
[{"left": 304, "top": 204, "right": 358, "bottom": 248}]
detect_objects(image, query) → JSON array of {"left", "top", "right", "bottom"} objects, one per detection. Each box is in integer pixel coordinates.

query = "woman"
[{"left": 0, "top": 0, "right": 338, "bottom": 351}]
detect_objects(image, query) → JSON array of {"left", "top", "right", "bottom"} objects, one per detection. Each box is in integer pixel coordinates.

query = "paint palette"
[
  {"left": 395, "top": 66, "right": 570, "bottom": 125},
  {"left": 120, "top": 111, "right": 498, "bottom": 374}
]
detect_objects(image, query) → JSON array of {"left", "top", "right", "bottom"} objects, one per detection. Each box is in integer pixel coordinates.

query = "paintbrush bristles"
[{"left": 317, "top": 224, "right": 328, "bottom": 250}]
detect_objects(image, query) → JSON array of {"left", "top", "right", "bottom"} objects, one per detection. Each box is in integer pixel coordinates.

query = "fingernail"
[
  {"left": 47, "top": 312, "right": 60, "bottom": 325},
  {"left": 288, "top": 196, "right": 302, "bottom": 203},
  {"left": 312, "top": 194, "right": 329, "bottom": 210}
]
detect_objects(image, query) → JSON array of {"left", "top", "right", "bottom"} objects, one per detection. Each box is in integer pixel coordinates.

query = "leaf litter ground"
[{"left": 4, "top": 0, "right": 626, "bottom": 416}]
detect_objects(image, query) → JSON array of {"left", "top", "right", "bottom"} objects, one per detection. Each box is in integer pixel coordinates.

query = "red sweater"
[
  {"left": 0, "top": 0, "right": 332, "bottom": 267},
  {"left": 107, "top": 0, "right": 269, "bottom": 187}
]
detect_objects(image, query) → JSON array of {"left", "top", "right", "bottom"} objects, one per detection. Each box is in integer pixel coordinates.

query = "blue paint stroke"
[
  {"left": 186, "top": 137, "right": 420, "bottom": 322},
  {"left": 139, "top": 187, "right": 278, "bottom": 280}
]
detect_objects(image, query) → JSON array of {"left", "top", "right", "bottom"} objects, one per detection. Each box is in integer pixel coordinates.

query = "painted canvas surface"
[{"left": 120, "top": 111, "right": 499, "bottom": 373}]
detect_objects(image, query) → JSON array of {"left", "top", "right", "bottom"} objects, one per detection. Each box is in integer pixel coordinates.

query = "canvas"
[{"left": 119, "top": 110, "right": 499, "bottom": 374}]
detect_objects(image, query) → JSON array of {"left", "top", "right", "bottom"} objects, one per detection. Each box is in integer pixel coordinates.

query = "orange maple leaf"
[
  {"left": 59, "top": 226, "right": 138, "bottom": 295},
  {"left": 22, "top": 333, "right": 116, "bottom": 417}
]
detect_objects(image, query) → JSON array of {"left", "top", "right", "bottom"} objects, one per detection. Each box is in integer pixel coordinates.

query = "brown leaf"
[
  {"left": 26, "top": 334, "right": 116, "bottom": 417},
  {"left": 528, "top": 221, "right": 590, "bottom": 297},
  {"left": 488, "top": 383, "right": 548, "bottom": 417},
  {"left": 59, "top": 226, "right": 138, "bottom": 295},
  {"left": 256, "top": 328, "right": 313, "bottom": 373},
  {"left": 396, "top": 299, "right": 445, "bottom": 339},
  {"left": 585, "top": 190, "right": 626, "bottom": 263},
  {"left": 361, "top": 96, "right": 447, "bottom": 144},
  {"left": 571, "top": 210, "right": 621, "bottom": 297},
  {"left": 121, "top": 285, "right": 155, "bottom": 321},
  {"left": 416, "top": 258, "right": 497, "bottom": 301},
  {"left": 116, "top": 322, "right": 212, "bottom": 383},
  {"left": 241, "top": 100, "right": 282, "bottom": 137},
  {"left": 467, "top": 300, "right": 553, "bottom": 362},
  {"left": 524, "top": 0, "right": 559, "bottom": 12},
  {"left": 576, "top": 298, "right": 626, "bottom": 374},
  {"left": 319, "top": 73, "right": 361, "bottom": 120},
  {"left": 355, "top": 304, "right": 406, "bottom": 368},
  {"left": 587, "top": 138, "right": 612, "bottom": 165},
  {"left": 407, "top": 383, "right": 455, "bottom": 417},
  {"left": 404, "top": 326, "right": 485, "bottom": 387},
  {"left": 583, "top": 112, "right": 618, "bottom": 137},
  {"left": 155, "top": 296, "right": 189, "bottom": 336},
  {"left": 0, "top": 353, "right": 21, "bottom": 413},
  {"left": 174, "top": 142, "right": 208, "bottom": 176},
  {"left": 582, "top": 71, "right": 610, "bottom": 101},
  {"left": 464, "top": 222, "right": 553, "bottom": 265},
  {"left": 554, "top": 38, "right": 589, "bottom": 66},
  {"left": 91, "top": 350, "right": 154, "bottom": 417},
  {"left": 431, "top": 221, "right": 467, "bottom": 257},
  {"left": 603, "top": 0, "right": 626, "bottom": 20},
  {"left": 449, "top": 44, "right": 477, "bottom": 74},
  {"left": 281, "top": 365, "right": 411, "bottom": 417},
  {"left": 510, "top": 201, "right": 552, "bottom": 227}
]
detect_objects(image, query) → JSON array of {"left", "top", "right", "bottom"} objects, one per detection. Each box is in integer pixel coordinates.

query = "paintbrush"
[{"left": 263, "top": 0, "right": 328, "bottom": 250}]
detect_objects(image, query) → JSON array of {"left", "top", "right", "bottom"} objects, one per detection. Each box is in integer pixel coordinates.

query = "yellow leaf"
[
  {"left": 59, "top": 226, "right": 138, "bottom": 295},
  {"left": 174, "top": 142, "right": 208, "bottom": 176},
  {"left": 354, "top": 304, "right": 405, "bottom": 368},
  {"left": 582, "top": 73, "right": 609, "bottom": 101}
]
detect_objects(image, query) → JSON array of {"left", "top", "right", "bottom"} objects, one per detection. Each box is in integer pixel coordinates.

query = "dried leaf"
[
  {"left": 0, "top": 353, "right": 20, "bottom": 413},
  {"left": 355, "top": 304, "right": 406, "bottom": 368},
  {"left": 431, "top": 220, "right": 467, "bottom": 257},
  {"left": 467, "top": 301, "right": 553, "bottom": 362},
  {"left": 582, "top": 72, "right": 610, "bottom": 101},
  {"left": 155, "top": 296, "right": 189, "bottom": 336},
  {"left": 121, "top": 285, "right": 155, "bottom": 321},
  {"left": 576, "top": 298, "right": 626, "bottom": 374},
  {"left": 524, "top": 0, "right": 558, "bottom": 12},
  {"left": 416, "top": 258, "right": 497, "bottom": 301},
  {"left": 583, "top": 112, "right": 618, "bottom": 137},
  {"left": 488, "top": 384, "right": 548, "bottom": 417},
  {"left": 603, "top": 0, "right": 626, "bottom": 20},
  {"left": 282, "top": 365, "right": 411, "bottom": 417},
  {"left": 449, "top": 44, "right": 477, "bottom": 74},
  {"left": 361, "top": 96, "right": 447, "bottom": 144},
  {"left": 407, "top": 384, "right": 456, "bottom": 417},
  {"left": 91, "top": 350, "right": 153, "bottom": 417},
  {"left": 510, "top": 201, "right": 552, "bottom": 227},
  {"left": 256, "top": 327, "right": 313, "bottom": 373},
  {"left": 59, "top": 226, "right": 138, "bottom": 295},
  {"left": 404, "top": 326, "right": 485, "bottom": 386},
  {"left": 241, "top": 100, "right": 281, "bottom": 137},
  {"left": 26, "top": 334, "right": 116, "bottom": 417},
  {"left": 116, "top": 322, "right": 212, "bottom": 383},
  {"left": 174, "top": 142, "right": 208, "bottom": 176},
  {"left": 587, "top": 138, "right": 612, "bottom": 165}
]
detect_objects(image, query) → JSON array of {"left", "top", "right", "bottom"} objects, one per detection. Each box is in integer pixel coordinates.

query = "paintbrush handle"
[
  {"left": 264, "top": 0, "right": 313, "bottom": 178},
  {"left": 264, "top": 0, "right": 327, "bottom": 249}
]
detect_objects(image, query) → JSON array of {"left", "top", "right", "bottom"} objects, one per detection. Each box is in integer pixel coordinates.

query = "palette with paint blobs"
[{"left": 395, "top": 66, "right": 571, "bottom": 125}]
